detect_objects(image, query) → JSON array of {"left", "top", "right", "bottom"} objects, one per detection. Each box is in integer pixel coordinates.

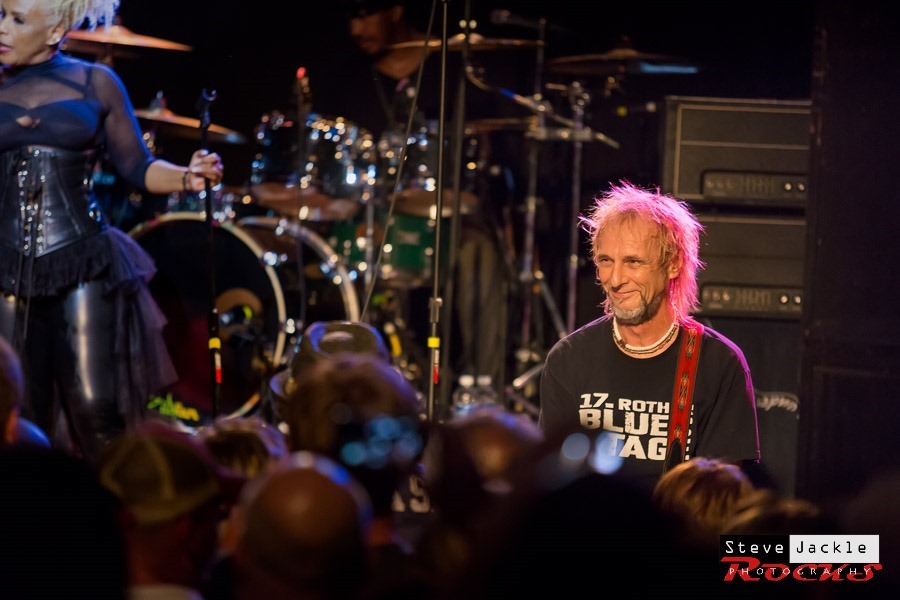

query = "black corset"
[{"left": 0, "top": 146, "right": 107, "bottom": 257}]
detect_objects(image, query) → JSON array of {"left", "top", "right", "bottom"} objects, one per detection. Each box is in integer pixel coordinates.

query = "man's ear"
[{"left": 667, "top": 255, "right": 683, "bottom": 280}]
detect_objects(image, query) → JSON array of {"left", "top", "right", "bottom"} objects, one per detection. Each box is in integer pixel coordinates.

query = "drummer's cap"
[{"left": 339, "top": 0, "right": 405, "bottom": 19}]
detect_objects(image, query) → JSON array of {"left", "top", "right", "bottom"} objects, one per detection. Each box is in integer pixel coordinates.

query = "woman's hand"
[{"left": 184, "top": 149, "right": 224, "bottom": 192}]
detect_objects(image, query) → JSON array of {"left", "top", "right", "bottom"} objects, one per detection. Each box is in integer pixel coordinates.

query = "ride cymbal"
[
  {"left": 135, "top": 107, "right": 247, "bottom": 145},
  {"left": 548, "top": 47, "right": 699, "bottom": 77},
  {"left": 389, "top": 32, "right": 543, "bottom": 52}
]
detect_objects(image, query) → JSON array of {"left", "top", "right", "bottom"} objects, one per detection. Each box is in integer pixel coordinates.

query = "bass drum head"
[{"left": 130, "top": 212, "right": 358, "bottom": 429}]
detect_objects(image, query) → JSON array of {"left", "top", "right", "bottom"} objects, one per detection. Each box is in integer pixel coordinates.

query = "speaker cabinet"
[{"left": 661, "top": 96, "right": 811, "bottom": 210}]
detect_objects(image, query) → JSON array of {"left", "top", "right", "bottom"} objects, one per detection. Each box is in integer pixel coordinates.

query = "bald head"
[{"left": 237, "top": 452, "right": 371, "bottom": 595}]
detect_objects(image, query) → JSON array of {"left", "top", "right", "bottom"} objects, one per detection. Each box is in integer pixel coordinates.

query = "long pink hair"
[{"left": 580, "top": 181, "right": 705, "bottom": 321}]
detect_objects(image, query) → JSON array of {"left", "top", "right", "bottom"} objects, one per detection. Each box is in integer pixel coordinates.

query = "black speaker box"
[
  {"left": 661, "top": 96, "right": 812, "bottom": 210},
  {"left": 696, "top": 213, "right": 805, "bottom": 320}
]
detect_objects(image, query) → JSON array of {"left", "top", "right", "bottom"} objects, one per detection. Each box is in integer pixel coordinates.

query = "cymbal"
[
  {"left": 249, "top": 182, "right": 361, "bottom": 222},
  {"left": 389, "top": 32, "right": 542, "bottom": 52},
  {"left": 548, "top": 47, "right": 699, "bottom": 77},
  {"left": 464, "top": 116, "right": 538, "bottom": 135},
  {"left": 63, "top": 25, "right": 192, "bottom": 53},
  {"left": 393, "top": 190, "right": 479, "bottom": 219},
  {"left": 135, "top": 107, "right": 247, "bottom": 145}
]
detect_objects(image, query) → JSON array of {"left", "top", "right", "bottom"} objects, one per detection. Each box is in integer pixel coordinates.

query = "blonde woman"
[{"left": 0, "top": 0, "right": 223, "bottom": 460}]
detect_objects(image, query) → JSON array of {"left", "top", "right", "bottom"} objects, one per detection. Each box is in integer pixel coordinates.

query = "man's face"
[
  {"left": 348, "top": 7, "right": 400, "bottom": 56},
  {"left": 594, "top": 218, "right": 678, "bottom": 325}
]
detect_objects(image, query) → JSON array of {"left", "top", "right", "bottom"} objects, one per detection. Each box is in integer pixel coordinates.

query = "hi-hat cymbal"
[
  {"left": 63, "top": 25, "right": 192, "bottom": 54},
  {"left": 135, "top": 107, "right": 247, "bottom": 145},
  {"left": 548, "top": 47, "right": 699, "bottom": 78},
  {"left": 389, "top": 32, "right": 542, "bottom": 52}
]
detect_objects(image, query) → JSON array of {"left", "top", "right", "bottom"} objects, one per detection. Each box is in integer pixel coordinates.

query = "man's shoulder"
[
  {"left": 546, "top": 317, "right": 611, "bottom": 359},
  {"left": 556, "top": 316, "right": 610, "bottom": 344},
  {"left": 697, "top": 323, "right": 751, "bottom": 370}
]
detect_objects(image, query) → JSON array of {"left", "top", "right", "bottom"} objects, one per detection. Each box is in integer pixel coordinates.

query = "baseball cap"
[
  {"left": 269, "top": 320, "right": 390, "bottom": 407},
  {"left": 97, "top": 420, "right": 246, "bottom": 525}
]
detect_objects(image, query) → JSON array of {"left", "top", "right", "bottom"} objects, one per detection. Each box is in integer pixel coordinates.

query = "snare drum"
[
  {"left": 251, "top": 111, "right": 377, "bottom": 221},
  {"left": 130, "top": 213, "right": 359, "bottom": 428}
]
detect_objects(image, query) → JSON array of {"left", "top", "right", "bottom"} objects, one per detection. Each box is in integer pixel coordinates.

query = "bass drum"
[{"left": 130, "top": 213, "right": 359, "bottom": 429}]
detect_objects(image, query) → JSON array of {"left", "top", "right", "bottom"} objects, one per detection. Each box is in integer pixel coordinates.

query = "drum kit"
[{"left": 64, "top": 20, "right": 698, "bottom": 426}]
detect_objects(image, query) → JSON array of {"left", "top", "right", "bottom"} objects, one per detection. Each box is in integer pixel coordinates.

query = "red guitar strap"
[{"left": 663, "top": 318, "right": 704, "bottom": 474}]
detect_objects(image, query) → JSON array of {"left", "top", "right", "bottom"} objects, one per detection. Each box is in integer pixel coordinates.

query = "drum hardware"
[
  {"left": 387, "top": 32, "right": 544, "bottom": 52},
  {"left": 461, "top": 26, "right": 618, "bottom": 403},
  {"left": 135, "top": 92, "right": 247, "bottom": 146}
]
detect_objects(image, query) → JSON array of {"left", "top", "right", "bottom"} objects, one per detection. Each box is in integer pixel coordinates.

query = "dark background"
[{"left": 100, "top": 0, "right": 817, "bottom": 189}]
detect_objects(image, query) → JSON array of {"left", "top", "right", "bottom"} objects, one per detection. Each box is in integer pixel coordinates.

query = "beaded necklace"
[{"left": 612, "top": 318, "right": 679, "bottom": 355}]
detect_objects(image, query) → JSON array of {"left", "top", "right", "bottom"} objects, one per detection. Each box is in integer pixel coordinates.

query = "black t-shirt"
[{"left": 539, "top": 316, "right": 760, "bottom": 490}]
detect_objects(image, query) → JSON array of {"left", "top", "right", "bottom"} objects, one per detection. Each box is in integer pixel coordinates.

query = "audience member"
[
  {"left": 218, "top": 451, "right": 373, "bottom": 600},
  {"left": 199, "top": 416, "right": 289, "bottom": 479},
  {"left": 273, "top": 320, "right": 432, "bottom": 556},
  {"left": 0, "top": 335, "right": 49, "bottom": 447},
  {"left": 0, "top": 445, "right": 127, "bottom": 598},
  {"left": 96, "top": 420, "right": 246, "bottom": 599},
  {"left": 723, "top": 488, "right": 831, "bottom": 535},
  {"left": 652, "top": 456, "right": 757, "bottom": 551},
  {"left": 0, "top": 336, "right": 23, "bottom": 445},
  {"left": 722, "top": 489, "right": 835, "bottom": 600},
  {"left": 836, "top": 469, "right": 900, "bottom": 597},
  {"left": 199, "top": 415, "right": 290, "bottom": 555},
  {"left": 415, "top": 403, "right": 543, "bottom": 592},
  {"left": 454, "top": 430, "right": 702, "bottom": 599},
  {"left": 269, "top": 320, "right": 391, "bottom": 423},
  {"left": 284, "top": 352, "right": 431, "bottom": 598}
]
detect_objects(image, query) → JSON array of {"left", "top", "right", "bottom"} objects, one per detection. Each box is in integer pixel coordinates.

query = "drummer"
[{"left": 303, "top": 0, "right": 512, "bottom": 400}]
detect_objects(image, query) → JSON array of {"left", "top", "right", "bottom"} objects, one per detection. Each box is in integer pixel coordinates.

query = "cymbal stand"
[
  {"left": 510, "top": 17, "right": 565, "bottom": 401},
  {"left": 564, "top": 80, "right": 589, "bottom": 334}
]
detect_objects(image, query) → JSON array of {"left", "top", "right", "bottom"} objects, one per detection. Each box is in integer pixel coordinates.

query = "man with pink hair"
[{"left": 539, "top": 182, "right": 759, "bottom": 490}]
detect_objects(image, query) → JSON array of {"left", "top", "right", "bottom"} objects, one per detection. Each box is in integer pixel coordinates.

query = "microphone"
[{"left": 489, "top": 9, "right": 568, "bottom": 33}]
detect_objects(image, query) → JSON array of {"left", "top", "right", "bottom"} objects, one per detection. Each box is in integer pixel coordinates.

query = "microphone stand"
[
  {"left": 438, "top": 0, "right": 472, "bottom": 416},
  {"left": 426, "top": 0, "right": 450, "bottom": 422},
  {"left": 197, "top": 89, "right": 222, "bottom": 418}
]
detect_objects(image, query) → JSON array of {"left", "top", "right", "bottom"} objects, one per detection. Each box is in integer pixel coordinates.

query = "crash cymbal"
[
  {"left": 548, "top": 47, "right": 699, "bottom": 78},
  {"left": 63, "top": 25, "right": 192, "bottom": 52},
  {"left": 389, "top": 32, "right": 542, "bottom": 52},
  {"left": 135, "top": 107, "right": 247, "bottom": 145},
  {"left": 464, "top": 116, "right": 538, "bottom": 135}
]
